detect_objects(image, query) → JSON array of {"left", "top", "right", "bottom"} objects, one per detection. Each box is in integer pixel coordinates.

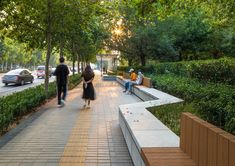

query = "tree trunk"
[
  {"left": 71, "top": 41, "right": 75, "bottom": 75},
  {"left": 59, "top": 39, "right": 64, "bottom": 58},
  {"left": 81, "top": 56, "right": 84, "bottom": 72},
  {"left": 212, "top": 50, "right": 220, "bottom": 59},
  {"left": 128, "top": 59, "right": 132, "bottom": 66},
  {"left": 5, "top": 61, "right": 7, "bottom": 71},
  {"left": 45, "top": 0, "right": 52, "bottom": 98},
  {"left": 140, "top": 54, "right": 146, "bottom": 66},
  {"left": 72, "top": 59, "right": 75, "bottom": 75},
  {"left": 179, "top": 51, "right": 182, "bottom": 61},
  {"left": 77, "top": 55, "right": 80, "bottom": 73}
]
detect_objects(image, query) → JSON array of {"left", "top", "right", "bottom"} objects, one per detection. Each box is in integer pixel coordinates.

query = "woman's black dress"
[{"left": 82, "top": 71, "right": 95, "bottom": 100}]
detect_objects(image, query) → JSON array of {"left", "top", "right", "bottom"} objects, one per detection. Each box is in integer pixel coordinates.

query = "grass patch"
[{"left": 148, "top": 102, "right": 198, "bottom": 136}]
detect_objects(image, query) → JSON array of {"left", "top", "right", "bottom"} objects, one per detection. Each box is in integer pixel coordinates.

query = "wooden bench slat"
[
  {"left": 199, "top": 121, "right": 208, "bottom": 166},
  {"left": 218, "top": 133, "right": 231, "bottom": 166},
  {"left": 185, "top": 114, "right": 193, "bottom": 156},
  {"left": 142, "top": 147, "right": 182, "bottom": 153},
  {"left": 229, "top": 139, "right": 235, "bottom": 166},
  {"left": 180, "top": 113, "right": 187, "bottom": 151},
  {"left": 143, "top": 153, "right": 191, "bottom": 159},
  {"left": 207, "top": 127, "right": 226, "bottom": 166},
  {"left": 150, "top": 160, "right": 197, "bottom": 166},
  {"left": 192, "top": 118, "right": 200, "bottom": 163},
  {"left": 141, "top": 147, "right": 196, "bottom": 166}
]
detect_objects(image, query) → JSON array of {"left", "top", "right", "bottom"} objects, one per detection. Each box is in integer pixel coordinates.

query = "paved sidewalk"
[{"left": 0, "top": 72, "right": 141, "bottom": 166}]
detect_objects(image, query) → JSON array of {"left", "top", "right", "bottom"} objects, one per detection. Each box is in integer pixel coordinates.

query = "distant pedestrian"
[
  {"left": 82, "top": 64, "right": 96, "bottom": 108},
  {"left": 54, "top": 57, "right": 70, "bottom": 107}
]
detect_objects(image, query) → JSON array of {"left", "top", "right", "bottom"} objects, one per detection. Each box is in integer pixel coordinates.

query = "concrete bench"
[
  {"left": 118, "top": 72, "right": 235, "bottom": 166},
  {"left": 119, "top": 107, "right": 179, "bottom": 166},
  {"left": 119, "top": 93, "right": 183, "bottom": 166},
  {"left": 141, "top": 112, "right": 235, "bottom": 166}
]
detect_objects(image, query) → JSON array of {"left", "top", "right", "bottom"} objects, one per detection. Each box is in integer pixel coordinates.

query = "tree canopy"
[
  {"left": 105, "top": 0, "right": 235, "bottom": 66},
  {"left": 0, "top": 0, "right": 234, "bottom": 72},
  {"left": 0, "top": 0, "right": 109, "bottom": 95}
]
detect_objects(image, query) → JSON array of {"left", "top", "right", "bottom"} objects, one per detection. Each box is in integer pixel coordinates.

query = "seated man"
[
  {"left": 126, "top": 70, "right": 144, "bottom": 94},
  {"left": 123, "top": 68, "right": 137, "bottom": 93}
]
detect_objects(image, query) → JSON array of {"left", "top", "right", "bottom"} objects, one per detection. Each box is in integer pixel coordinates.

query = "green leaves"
[
  {"left": 150, "top": 67, "right": 235, "bottom": 134},
  {"left": 107, "top": 0, "right": 235, "bottom": 64}
]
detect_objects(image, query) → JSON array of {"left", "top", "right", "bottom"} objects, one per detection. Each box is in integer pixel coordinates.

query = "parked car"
[
  {"left": 36, "top": 65, "right": 52, "bottom": 78},
  {"left": 2, "top": 69, "right": 34, "bottom": 86}
]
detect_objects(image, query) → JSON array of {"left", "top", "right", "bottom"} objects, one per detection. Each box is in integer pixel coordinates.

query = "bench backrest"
[
  {"left": 142, "top": 77, "right": 152, "bottom": 88},
  {"left": 180, "top": 112, "right": 235, "bottom": 166}
]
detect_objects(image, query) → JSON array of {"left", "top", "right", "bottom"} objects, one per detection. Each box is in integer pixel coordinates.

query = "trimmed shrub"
[
  {"left": 118, "top": 58, "right": 235, "bottom": 85},
  {"left": 0, "top": 74, "right": 81, "bottom": 134},
  {"left": 148, "top": 103, "right": 197, "bottom": 136},
  {"left": 152, "top": 57, "right": 235, "bottom": 85},
  {"left": 68, "top": 73, "right": 81, "bottom": 90},
  {"left": 151, "top": 74, "right": 235, "bottom": 134}
]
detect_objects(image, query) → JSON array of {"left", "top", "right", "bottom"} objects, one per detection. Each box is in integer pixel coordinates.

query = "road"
[{"left": 0, "top": 72, "right": 55, "bottom": 97}]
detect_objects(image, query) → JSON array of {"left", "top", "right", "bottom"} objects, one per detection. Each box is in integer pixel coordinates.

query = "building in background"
[{"left": 96, "top": 52, "right": 119, "bottom": 73}]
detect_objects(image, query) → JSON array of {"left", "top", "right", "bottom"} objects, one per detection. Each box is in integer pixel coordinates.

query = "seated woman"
[
  {"left": 123, "top": 68, "right": 137, "bottom": 92},
  {"left": 125, "top": 70, "right": 144, "bottom": 94}
]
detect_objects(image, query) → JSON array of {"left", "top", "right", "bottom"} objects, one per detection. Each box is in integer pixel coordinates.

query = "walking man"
[{"left": 54, "top": 57, "right": 70, "bottom": 107}]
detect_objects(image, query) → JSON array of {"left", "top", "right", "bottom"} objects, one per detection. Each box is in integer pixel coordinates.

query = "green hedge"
[
  {"left": 151, "top": 74, "right": 235, "bottom": 134},
  {"left": 0, "top": 74, "right": 81, "bottom": 134},
  {"left": 153, "top": 57, "right": 235, "bottom": 85},
  {"left": 148, "top": 103, "right": 197, "bottom": 136},
  {"left": 68, "top": 73, "right": 82, "bottom": 90},
  {"left": 118, "top": 58, "right": 235, "bottom": 85}
]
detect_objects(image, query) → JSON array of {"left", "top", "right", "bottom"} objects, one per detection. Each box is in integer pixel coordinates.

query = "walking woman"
[{"left": 82, "top": 64, "right": 95, "bottom": 108}]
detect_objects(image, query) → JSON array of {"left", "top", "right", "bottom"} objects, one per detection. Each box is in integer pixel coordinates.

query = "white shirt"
[{"left": 136, "top": 74, "right": 144, "bottom": 85}]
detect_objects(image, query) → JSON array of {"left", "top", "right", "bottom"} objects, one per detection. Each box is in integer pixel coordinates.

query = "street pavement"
[{"left": 0, "top": 71, "right": 141, "bottom": 165}]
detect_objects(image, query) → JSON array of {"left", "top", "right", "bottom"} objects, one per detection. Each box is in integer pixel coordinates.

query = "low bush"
[
  {"left": 151, "top": 74, "right": 235, "bottom": 134},
  {"left": 68, "top": 73, "right": 81, "bottom": 90},
  {"left": 153, "top": 57, "right": 235, "bottom": 85},
  {"left": 118, "top": 58, "right": 235, "bottom": 85},
  {"left": 148, "top": 103, "right": 197, "bottom": 136},
  {"left": 0, "top": 74, "right": 81, "bottom": 134}
]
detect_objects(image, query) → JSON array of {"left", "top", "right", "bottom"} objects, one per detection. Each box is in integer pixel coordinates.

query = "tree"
[
  {"left": 1, "top": 0, "right": 57, "bottom": 96},
  {"left": 1, "top": 0, "right": 108, "bottom": 95}
]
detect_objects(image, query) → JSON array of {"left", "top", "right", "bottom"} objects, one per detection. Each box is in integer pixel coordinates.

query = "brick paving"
[{"left": 0, "top": 72, "right": 141, "bottom": 166}]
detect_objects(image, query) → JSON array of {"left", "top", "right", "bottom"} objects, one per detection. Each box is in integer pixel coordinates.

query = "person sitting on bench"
[
  {"left": 123, "top": 68, "right": 137, "bottom": 93},
  {"left": 125, "top": 70, "right": 144, "bottom": 94}
]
